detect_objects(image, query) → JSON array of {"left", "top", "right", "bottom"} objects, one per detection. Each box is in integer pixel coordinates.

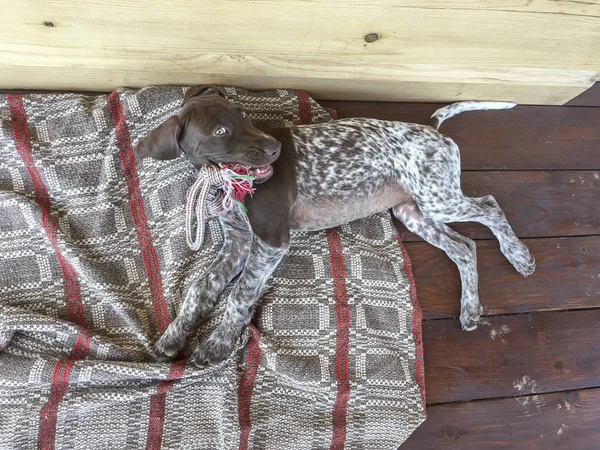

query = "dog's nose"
[{"left": 263, "top": 140, "right": 282, "bottom": 157}]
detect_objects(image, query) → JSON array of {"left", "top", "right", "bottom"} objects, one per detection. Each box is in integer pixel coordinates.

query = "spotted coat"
[{"left": 149, "top": 100, "right": 535, "bottom": 367}]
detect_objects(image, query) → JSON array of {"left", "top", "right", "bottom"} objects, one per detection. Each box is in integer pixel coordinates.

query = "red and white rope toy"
[{"left": 185, "top": 164, "right": 255, "bottom": 251}]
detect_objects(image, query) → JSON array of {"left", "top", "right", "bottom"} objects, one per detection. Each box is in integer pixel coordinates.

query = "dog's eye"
[{"left": 214, "top": 127, "right": 228, "bottom": 136}]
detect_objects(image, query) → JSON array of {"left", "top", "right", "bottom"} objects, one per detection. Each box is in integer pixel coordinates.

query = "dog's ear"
[
  {"left": 134, "top": 116, "right": 183, "bottom": 160},
  {"left": 182, "top": 86, "right": 225, "bottom": 105}
]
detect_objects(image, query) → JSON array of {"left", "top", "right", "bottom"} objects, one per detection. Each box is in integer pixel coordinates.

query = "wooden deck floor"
[{"left": 323, "top": 85, "right": 600, "bottom": 449}]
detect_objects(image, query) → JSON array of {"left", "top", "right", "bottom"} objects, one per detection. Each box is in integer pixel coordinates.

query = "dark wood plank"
[
  {"left": 421, "top": 310, "right": 600, "bottom": 404},
  {"left": 320, "top": 101, "right": 600, "bottom": 171},
  {"left": 566, "top": 82, "right": 600, "bottom": 107},
  {"left": 402, "top": 388, "right": 600, "bottom": 449},
  {"left": 322, "top": 101, "right": 441, "bottom": 124},
  {"left": 406, "top": 236, "right": 600, "bottom": 319},
  {"left": 396, "top": 170, "right": 600, "bottom": 242}
]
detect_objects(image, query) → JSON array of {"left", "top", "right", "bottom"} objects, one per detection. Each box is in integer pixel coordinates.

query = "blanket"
[{"left": 0, "top": 86, "right": 425, "bottom": 449}]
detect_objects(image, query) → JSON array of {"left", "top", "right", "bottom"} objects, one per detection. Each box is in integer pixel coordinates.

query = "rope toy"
[{"left": 185, "top": 164, "right": 255, "bottom": 251}]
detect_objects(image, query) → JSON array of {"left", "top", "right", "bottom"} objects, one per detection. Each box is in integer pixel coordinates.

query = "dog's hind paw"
[
  {"left": 460, "top": 304, "right": 483, "bottom": 331},
  {"left": 504, "top": 242, "right": 536, "bottom": 277},
  {"left": 518, "top": 253, "right": 536, "bottom": 278}
]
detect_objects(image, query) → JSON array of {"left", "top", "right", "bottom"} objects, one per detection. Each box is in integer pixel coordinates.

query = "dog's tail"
[{"left": 430, "top": 101, "right": 516, "bottom": 130}]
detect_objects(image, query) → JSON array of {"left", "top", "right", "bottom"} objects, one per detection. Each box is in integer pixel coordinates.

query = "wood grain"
[
  {"left": 402, "top": 388, "right": 600, "bottom": 449},
  {"left": 421, "top": 310, "right": 600, "bottom": 404},
  {"left": 0, "top": 1, "right": 599, "bottom": 104},
  {"left": 320, "top": 102, "right": 600, "bottom": 170},
  {"left": 396, "top": 171, "right": 600, "bottom": 242},
  {"left": 405, "top": 236, "right": 600, "bottom": 319}
]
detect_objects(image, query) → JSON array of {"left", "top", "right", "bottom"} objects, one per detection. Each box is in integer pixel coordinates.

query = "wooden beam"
[{"left": 0, "top": 1, "right": 598, "bottom": 104}]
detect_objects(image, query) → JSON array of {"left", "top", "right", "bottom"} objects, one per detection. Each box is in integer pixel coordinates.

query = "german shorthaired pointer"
[{"left": 135, "top": 87, "right": 535, "bottom": 367}]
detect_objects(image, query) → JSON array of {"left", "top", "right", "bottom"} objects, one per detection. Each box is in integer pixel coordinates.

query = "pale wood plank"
[{"left": 0, "top": 1, "right": 598, "bottom": 104}]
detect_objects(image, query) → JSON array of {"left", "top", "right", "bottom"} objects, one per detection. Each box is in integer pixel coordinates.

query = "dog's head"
[{"left": 134, "top": 86, "right": 281, "bottom": 183}]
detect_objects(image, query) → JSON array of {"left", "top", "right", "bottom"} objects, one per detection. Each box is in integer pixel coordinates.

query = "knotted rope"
[{"left": 185, "top": 164, "right": 255, "bottom": 251}]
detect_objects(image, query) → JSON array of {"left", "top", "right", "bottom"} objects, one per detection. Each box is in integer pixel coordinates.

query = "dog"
[{"left": 134, "top": 86, "right": 535, "bottom": 367}]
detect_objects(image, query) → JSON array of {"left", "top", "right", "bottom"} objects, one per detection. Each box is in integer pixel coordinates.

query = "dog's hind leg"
[
  {"left": 153, "top": 208, "right": 253, "bottom": 361},
  {"left": 189, "top": 235, "right": 289, "bottom": 368},
  {"left": 393, "top": 200, "right": 482, "bottom": 330},
  {"left": 395, "top": 133, "right": 534, "bottom": 278},
  {"left": 420, "top": 194, "right": 535, "bottom": 277}
]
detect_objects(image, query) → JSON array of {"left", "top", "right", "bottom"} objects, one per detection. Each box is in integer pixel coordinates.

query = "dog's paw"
[
  {"left": 460, "top": 304, "right": 483, "bottom": 331},
  {"left": 504, "top": 242, "right": 536, "bottom": 277},
  {"left": 189, "top": 333, "right": 236, "bottom": 368},
  {"left": 515, "top": 252, "right": 536, "bottom": 278},
  {"left": 153, "top": 327, "right": 187, "bottom": 362}
]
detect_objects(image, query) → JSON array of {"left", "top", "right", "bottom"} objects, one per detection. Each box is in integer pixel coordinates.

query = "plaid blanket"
[{"left": 0, "top": 87, "right": 426, "bottom": 449}]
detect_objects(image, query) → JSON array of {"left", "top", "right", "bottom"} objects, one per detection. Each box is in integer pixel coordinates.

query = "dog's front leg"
[
  {"left": 189, "top": 236, "right": 289, "bottom": 368},
  {"left": 153, "top": 208, "right": 253, "bottom": 361}
]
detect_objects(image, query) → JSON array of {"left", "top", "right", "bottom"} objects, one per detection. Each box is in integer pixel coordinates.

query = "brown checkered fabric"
[{"left": 0, "top": 86, "right": 425, "bottom": 449}]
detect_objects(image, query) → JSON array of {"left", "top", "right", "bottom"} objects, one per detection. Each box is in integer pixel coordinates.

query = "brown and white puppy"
[{"left": 135, "top": 87, "right": 535, "bottom": 368}]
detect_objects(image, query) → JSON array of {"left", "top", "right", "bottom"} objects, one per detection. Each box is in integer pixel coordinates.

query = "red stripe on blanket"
[
  {"left": 145, "top": 361, "right": 187, "bottom": 450},
  {"left": 37, "top": 333, "right": 91, "bottom": 450},
  {"left": 106, "top": 91, "right": 171, "bottom": 334},
  {"left": 38, "top": 361, "right": 72, "bottom": 450},
  {"left": 7, "top": 95, "right": 85, "bottom": 327},
  {"left": 106, "top": 91, "right": 182, "bottom": 448},
  {"left": 293, "top": 90, "right": 313, "bottom": 125},
  {"left": 238, "top": 325, "right": 262, "bottom": 450},
  {"left": 8, "top": 95, "right": 91, "bottom": 450},
  {"left": 69, "top": 330, "right": 92, "bottom": 361},
  {"left": 326, "top": 229, "right": 351, "bottom": 450},
  {"left": 397, "top": 234, "right": 427, "bottom": 412}
]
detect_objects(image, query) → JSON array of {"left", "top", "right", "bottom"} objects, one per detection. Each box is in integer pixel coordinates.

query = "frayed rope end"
[{"left": 185, "top": 164, "right": 255, "bottom": 251}]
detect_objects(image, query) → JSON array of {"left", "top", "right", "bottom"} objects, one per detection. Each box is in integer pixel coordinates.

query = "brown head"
[{"left": 134, "top": 86, "right": 282, "bottom": 182}]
